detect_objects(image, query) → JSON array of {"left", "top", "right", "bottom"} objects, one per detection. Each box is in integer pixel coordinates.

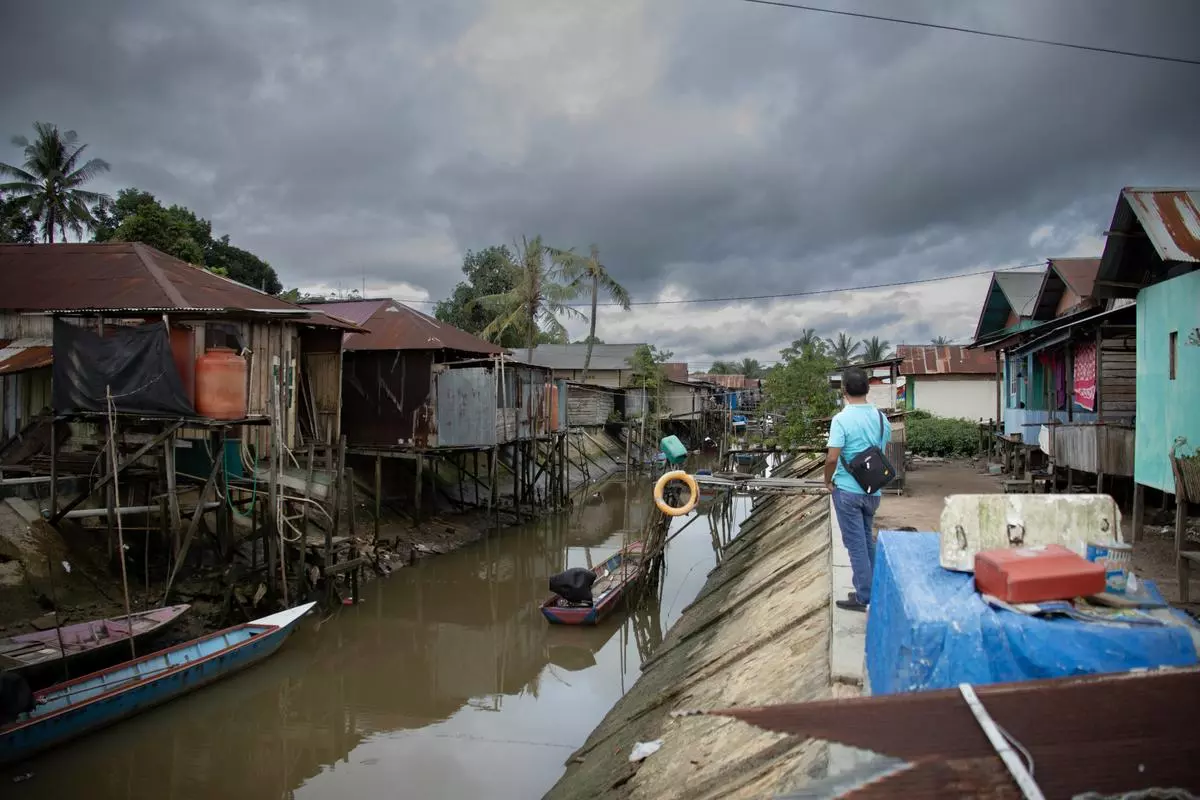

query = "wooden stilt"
[
  {"left": 513, "top": 443, "right": 521, "bottom": 518},
  {"left": 164, "top": 432, "right": 182, "bottom": 542},
  {"left": 345, "top": 465, "right": 358, "bottom": 604},
  {"left": 489, "top": 445, "right": 499, "bottom": 520},
  {"left": 327, "top": 435, "right": 347, "bottom": 591},
  {"left": 1177, "top": 491, "right": 1189, "bottom": 604},
  {"left": 415, "top": 452, "right": 424, "bottom": 522},
  {"left": 1097, "top": 472, "right": 1106, "bottom": 497},
  {"left": 49, "top": 422, "right": 58, "bottom": 519},
  {"left": 374, "top": 453, "right": 382, "bottom": 544},
  {"left": 1132, "top": 482, "right": 1145, "bottom": 544}
]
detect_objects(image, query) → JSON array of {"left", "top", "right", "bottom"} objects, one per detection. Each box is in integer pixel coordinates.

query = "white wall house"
[{"left": 898, "top": 345, "right": 999, "bottom": 422}]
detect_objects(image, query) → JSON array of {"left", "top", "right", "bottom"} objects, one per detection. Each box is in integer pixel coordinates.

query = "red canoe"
[
  {"left": 0, "top": 605, "right": 190, "bottom": 686},
  {"left": 541, "top": 542, "right": 647, "bottom": 625}
]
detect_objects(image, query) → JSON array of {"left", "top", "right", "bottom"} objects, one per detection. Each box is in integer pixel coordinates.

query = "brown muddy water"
[{"left": 5, "top": 472, "right": 754, "bottom": 800}]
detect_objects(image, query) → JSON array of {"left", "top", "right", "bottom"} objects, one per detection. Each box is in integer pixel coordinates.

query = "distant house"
[
  {"left": 828, "top": 358, "right": 902, "bottom": 410},
  {"left": 519, "top": 343, "right": 644, "bottom": 388},
  {"left": 898, "top": 345, "right": 998, "bottom": 421},
  {"left": 971, "top": 270, "right": 1046, "bottom": 346},
  {"left": 688, "top": 373, "right": 761, "bottom": 409}
]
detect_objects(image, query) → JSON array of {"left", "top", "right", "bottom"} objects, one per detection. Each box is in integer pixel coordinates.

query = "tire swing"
[{"left": 653, "top": 470, "right": 699, "bottom": 517}]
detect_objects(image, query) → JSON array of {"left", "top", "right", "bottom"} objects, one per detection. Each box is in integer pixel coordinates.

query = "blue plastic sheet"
[{"left": 865, "top": 532, "right": 1199, "bottom": 695}]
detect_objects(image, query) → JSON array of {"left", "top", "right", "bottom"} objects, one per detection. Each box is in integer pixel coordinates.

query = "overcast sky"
[{"left": 3, "top": 0, "right": 1198, "bottom": 369}]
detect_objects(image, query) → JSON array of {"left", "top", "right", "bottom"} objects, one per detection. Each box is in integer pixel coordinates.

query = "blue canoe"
[{"left": 0, "top": 602, "right": 315, "bottom": 766}]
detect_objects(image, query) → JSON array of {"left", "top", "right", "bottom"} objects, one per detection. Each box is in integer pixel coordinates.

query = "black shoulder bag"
[{"left": 840, "top": 411, "right": 895, "bottom": 494}]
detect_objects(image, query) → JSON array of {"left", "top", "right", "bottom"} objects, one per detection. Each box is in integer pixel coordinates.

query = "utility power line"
[
  {"left": 741, "top": 0, "right": 1200, "bottom": 67},
  {"left": 392, "top": 261, "right": 1041, "bottom": 309}
]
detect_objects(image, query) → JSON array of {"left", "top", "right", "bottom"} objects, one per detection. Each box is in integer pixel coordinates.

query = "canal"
[{"left": 7, "top": 472, "right": 754, "bottom": 799}]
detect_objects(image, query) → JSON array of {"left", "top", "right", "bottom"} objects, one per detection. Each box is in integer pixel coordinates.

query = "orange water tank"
[
  {"left": 195, "top": 347, "right": 248, "bottom": 420},
  {"left": 546, "top": 383, "right": 560, "bottom": 431}
]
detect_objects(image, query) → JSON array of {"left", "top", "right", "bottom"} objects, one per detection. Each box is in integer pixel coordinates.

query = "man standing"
[{"left": 824, "top": 367, "right": 892, "bottom": 612}]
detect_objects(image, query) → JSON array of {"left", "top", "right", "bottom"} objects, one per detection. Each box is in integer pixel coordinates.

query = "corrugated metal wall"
[{"left": 437, "top": 365, "right": 499, "bottom": 447}]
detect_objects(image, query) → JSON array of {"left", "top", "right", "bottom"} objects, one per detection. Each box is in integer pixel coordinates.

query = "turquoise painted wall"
[{"left": 1135, "top": 270, "right": 1200, "bottom": 494}]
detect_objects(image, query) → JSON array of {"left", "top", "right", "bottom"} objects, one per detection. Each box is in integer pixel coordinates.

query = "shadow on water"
[{"left": 6, "top": 458, "right": 757, "bottom": 800}]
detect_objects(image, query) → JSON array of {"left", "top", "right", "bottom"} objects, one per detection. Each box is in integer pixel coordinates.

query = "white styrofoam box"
[{"left": 939, "top": 494, "right": 1122, "bottom": 573}]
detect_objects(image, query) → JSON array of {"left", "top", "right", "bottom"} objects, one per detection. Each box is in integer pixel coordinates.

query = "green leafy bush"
[{"left": 905, "top": 414, "right": 977, "bottom": 457}]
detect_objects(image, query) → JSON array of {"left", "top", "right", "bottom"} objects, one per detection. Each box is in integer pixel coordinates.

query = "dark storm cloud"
[{"left": 2, "top": 0, "right": 1198, "bottom": 349}]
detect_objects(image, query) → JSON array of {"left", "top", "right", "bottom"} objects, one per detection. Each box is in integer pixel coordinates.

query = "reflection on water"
[{"left": 6, "top": 468, "right": 753, "bottom": 800}]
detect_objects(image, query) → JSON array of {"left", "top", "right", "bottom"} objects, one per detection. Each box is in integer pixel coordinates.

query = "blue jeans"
[{"left": 833, "top": 488, "right": 881, "bottom": 605}]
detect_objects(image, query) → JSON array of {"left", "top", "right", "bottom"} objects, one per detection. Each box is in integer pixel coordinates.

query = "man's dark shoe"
[{"left": 835, "top": 595, "right": 868, "bottom": 613}]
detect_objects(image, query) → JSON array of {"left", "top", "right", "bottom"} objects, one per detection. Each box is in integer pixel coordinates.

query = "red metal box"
[{"left": 974, "top": 544, "right": 1106, "bottom": 603}]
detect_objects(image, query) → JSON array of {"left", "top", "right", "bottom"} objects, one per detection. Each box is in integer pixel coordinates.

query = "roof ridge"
[{"left": 132, "top": 243, "right": 191, "bottom": 309}]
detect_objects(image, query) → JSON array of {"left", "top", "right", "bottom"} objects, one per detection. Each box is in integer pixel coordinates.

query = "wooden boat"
[
  {"left": 0, "top": 602, "right": 315, "bottom": 766},
  {"left": 541, "top": 542, "right": 646, "bottom": 626},
  {"left": 0, "top": 605, "right": 191, "bottom": 686}
]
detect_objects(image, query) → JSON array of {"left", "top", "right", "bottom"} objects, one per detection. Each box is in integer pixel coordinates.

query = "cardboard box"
[{"left": 974, "top": 544, "right": 1106, "bottom": 603}]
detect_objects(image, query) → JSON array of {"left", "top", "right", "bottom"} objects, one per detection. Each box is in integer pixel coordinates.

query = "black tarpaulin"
[{"left": 53, "top": 319, "right": 195, "bottom": 417}]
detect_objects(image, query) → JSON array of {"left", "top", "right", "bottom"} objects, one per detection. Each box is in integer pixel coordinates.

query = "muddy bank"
[
  {"left": 0, "top": 428, "right": 630, "bottom": 643},
  {"left": 546, "top": 454, "right": 838, "bottom": 800}
]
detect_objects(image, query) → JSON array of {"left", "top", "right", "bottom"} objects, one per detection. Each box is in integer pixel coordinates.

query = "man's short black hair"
[{"left": 842, "top": 367, "right": 870, "bottom": 398}]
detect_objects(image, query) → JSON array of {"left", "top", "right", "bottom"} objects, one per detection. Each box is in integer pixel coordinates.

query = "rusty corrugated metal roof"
[
  {"left": 1124, "top": 188, "right": 1200, "bottom": 263},
  {"left": 660, "top": 362, "right": 689, "bottom": 381},
  {"left": 0, "top": 338, "right": 53, "bottom": 375},
  {"left": 305, "top": 298, "right": 502, "bottom": 354},
  {"left": 0, "top": 243, "right": 359, "bottom": 330},
  {"left": 897, "top": 345, "right": 995, "bottom": 376}
]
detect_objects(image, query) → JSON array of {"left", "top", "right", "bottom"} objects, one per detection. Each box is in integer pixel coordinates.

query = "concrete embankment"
[{"left": 547, "top": 455, "right": 841, "bottom": 800}]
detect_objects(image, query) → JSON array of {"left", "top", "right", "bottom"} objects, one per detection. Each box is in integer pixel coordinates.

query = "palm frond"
[
  {"left": 65, "top": 156, "right": 110, "bottom": 186},
  {"left": 0, "top": 165, "right": 38, "bottom": 183}
]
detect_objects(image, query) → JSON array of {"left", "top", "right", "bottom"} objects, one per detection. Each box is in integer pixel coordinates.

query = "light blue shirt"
[{"left": 827, "top": 403, "right": 893, "bottom": 495}]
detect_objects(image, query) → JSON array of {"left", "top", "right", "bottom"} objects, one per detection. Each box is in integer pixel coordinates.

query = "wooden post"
[
  {"left": 1177, "top": 478, "right": 1190, "bottom": 604},
  {"left": 1066, "top": 467, "right": 1074, "bottom": 492},
  {"left": 345, "top": 466, "right": 358, "bottom": 605},
  {"left": 105, "top": 424, "right": 117, "bottom": 561},
  {"left": 164, "top": 432, "right": 182, "bottom": 543},
  {"left": 374, "top": 454, "right": 382, "bottom": 544},
  {"left": 327, "top": 435, "right": 346, "bottom": 583},
  {"left": 457, "top": 452, "right": 466, "bottom": 509},
  {"left": 49, "top": 422, "right": 57, "bottom": 518},
  {"left": 512, "top": 443, "right": 521, "bottom": 518},
  {"left": 473, "top": 451, "right": 481, "bottom": 506},
  {"left": 489, "top": 445, "right": 499, "bottom": 519},
  {"left": 1097, "top": 472, "right": 1106, "bottom": 497},
  {"left": 1132, "top": 482, "right": 1145, "bottom": 543},
  {"left": 414, "top": 452, "right": 424, "bottom": 522}
]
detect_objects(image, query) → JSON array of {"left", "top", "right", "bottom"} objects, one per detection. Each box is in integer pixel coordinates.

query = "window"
[{"left": 1170, "top": 331, "right": 1178, "bottom": 380}]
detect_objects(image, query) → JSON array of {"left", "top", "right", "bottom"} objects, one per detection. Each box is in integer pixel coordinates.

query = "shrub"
[{"left": 905, "top": 414, "right": 978, "bottom": 458}]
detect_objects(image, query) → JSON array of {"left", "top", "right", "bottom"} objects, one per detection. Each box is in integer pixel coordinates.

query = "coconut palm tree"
[
  {"left": 931, "top": 335, "right": 953, "bottom": 345},
  {"left": 825, "top": 332, "right": 861, "bottom": 365},
  {"left": 860, "top": 336, "right": 893, "bottom": 363},
  {"left": 738, "top": 358, "right": 764, "bottom": 379},
  {"left": 549, "top": 244, "right": 631, "bottom": 376},
  {"left": 708, "top": 360, "right": 737, "bottom": 374},
  {"left": 478, "top": 235, "right": 583, "bottom": 349},
  {"left": 0, "top": 122, "right": 110, "bottom": 243}
]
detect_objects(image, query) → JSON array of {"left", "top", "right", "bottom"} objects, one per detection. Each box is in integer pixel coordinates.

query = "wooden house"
[
  {"left": 0, "top": 243, "right": 358, "bottom": 456},
  {"left": 1091, "top": 188, "right": 1199, "bottom": 575},
  {"left": 970, "top": 258, "right": 1137, "bottom": 482},
  {"left": 565, "top": 382, "right": 621, "bottom": 427}
]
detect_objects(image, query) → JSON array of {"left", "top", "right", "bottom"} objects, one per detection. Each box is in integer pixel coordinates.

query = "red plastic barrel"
[{"left": 195, "top": 347, "right": 248, "bottom": 420}]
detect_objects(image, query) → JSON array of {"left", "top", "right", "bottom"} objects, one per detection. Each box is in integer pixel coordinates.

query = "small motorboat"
[
  {"left": 541, "top": 542, "right": 647, "bottom": 626},
  {"left": 0, "top": 605, "right": 191, "bottom": 687},
  {"left": 0, "top": 602, "right": 315, "bottom": 766}
]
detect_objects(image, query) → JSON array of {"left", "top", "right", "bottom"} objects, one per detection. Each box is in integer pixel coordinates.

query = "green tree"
[
  {"left": 824, "top": 332, "right": 861, "bottom": 365},
  {"left": 435, "top": 245, "right": 527, "bottom": 347},
  {"left": 92, "top": 187, "right": 281, "bottom": 292},
  {"left": 860, "top": 336, "right": 893, "bottom": 363},
  {"left": 0, "top": 189, "right": 36, "bottom": 243},
  {"left": 629, "top": 344, "right": 675, "bottom": 422},
  {"left": 573, "top": 334, "right": 605, "bottom": 345},
  {"left": 477, "top": 236, "right": 582, "bottom": 349},
  {"left": 708, "top": 360, "right": 737, "bottom": 374},
  {"left": 549, "top": 244, "right": 631, "bottom": 376},
  {"left": 931, "top": 335, "right": 953, "bottom": 345},
  {"left": 0, "top": 122, "right": 111, "bottom": 243},
  {"left": 763, "top": 342, "right": 837, "bottom": 447}
]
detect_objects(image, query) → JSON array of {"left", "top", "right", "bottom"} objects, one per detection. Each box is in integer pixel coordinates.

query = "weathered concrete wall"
[{"left": 547, "top": 456, "right": 836, "bottom": 800}]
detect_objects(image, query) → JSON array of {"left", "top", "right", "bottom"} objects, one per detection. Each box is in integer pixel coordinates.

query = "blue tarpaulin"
[{"left": 865, "top": 532, "right": 1199, "bottom": 695}]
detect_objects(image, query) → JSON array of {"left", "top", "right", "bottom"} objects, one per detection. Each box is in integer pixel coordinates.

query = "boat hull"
[
  {"left": 0, "top": 604, "right": 312, "bottom": 766},
  {"left": 541, "top": 544, "right": 646, "bottom": 626}
]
